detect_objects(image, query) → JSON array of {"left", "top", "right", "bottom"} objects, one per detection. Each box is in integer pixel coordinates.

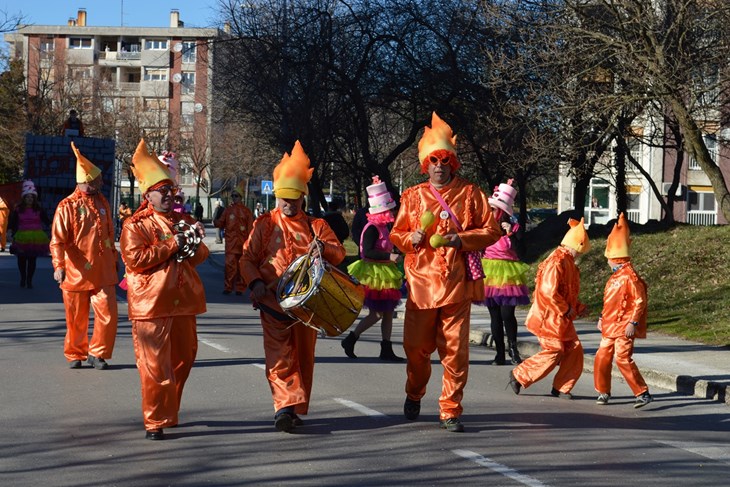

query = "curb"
[{"left": 469, "top": 328, "right": 729, "bottom": 407}]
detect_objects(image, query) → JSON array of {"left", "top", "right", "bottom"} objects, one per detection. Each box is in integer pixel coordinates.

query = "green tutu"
[
  {"left": 481, "top": 259, "right": 530, "bottom": 287},
  {"left": 347, "top": 260, "right": 403, "bottom": 290}
]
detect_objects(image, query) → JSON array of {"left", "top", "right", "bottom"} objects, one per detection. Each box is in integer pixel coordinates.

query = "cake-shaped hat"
[
  {"left": 366, "top": 176, "right": 396, "bottom": 214},
  {"left": 158, "top": 151, "right": 179, "bottom": 181},
  {"left": 489, "top": 179, "right": 517, "bottom": 216},
  {"left": 21, "top": 180, "right": 38, "bottom": 197}
]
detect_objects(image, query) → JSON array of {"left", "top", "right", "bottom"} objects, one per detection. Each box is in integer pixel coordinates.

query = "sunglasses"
[
  {"left": 151, "top": 185, "right": 179, "bottom": 197},
  {"left": 232, "top": 193, "right": 241, "bottom": 198},
  {"left": 428, "top": 154, "right": 452, "bottom": 167}
]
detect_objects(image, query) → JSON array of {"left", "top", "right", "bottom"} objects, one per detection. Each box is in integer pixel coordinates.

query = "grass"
[{"left": 523, "top": 222, "right": 730, "bottom": 347}]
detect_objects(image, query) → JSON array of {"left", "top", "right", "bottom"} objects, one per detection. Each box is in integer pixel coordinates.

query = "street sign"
[{"left": 261, "top": 180, "right": 273, "bottom": 195}]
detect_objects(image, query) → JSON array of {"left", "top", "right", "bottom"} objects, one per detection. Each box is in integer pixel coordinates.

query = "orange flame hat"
[
  {"left": 417, "top": 112, "right": 459, "bottom": 173},
  {"left": 561, "top": 217, "right": 591, "bottom": 254},
  {"left": 605, "top": 213, "right": 631, "bottom": 259},
  {"left": 273, "top": 140, "right": 313, "bottom": 199},
  {"left": 72, "top": 142, "right": 102, "bottom": 183},
  {"left": 131, "top": 139, "right": 173, "bottom": 194}
]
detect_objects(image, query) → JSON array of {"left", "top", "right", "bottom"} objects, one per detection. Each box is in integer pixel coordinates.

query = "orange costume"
[
  {"left": 120, "top": 139, "right": 209, "bottom": 438},
  {"left": 510, "top": 219, "right": 590, "bottom": 398},
  {"left": 390, "top": 113, "right": 501, "bottom": 431},
  {"left": 0, "top": 196, "right": 9, "bottom": 251},
  {"left": 594, "top": 213, "right": 651, "bottom": 407},
  {"left": 214, "top": 195, "right": 254, "bottom": 294},
  {"left": 239, "top": 141, "right": 346, "bottom": 431},
  {"left": 50, "top": 143, "right": 119, "bottom": 368}
]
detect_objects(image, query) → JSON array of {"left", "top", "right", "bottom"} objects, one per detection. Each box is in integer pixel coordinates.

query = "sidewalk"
[{"left": 467, "top": 306, "right": 729, "bottom": 407}]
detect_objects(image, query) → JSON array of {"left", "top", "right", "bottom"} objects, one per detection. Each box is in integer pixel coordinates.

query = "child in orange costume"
[
  {"left": 594, "top": 213, "right": 652, "bottom": 408},
  {"left": 509, "top": 218, "right": 590, "bottom": 399}
]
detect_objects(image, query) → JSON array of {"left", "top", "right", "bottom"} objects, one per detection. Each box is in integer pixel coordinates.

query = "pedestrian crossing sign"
[{"left": 261, "top": 180, "right": 273, "bottom": 195}]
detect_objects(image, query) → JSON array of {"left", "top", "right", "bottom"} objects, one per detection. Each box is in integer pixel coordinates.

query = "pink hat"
[
  {"left": 21, "top": 180, "right": 38, "bottom": 197},
  {"left": 488, "top": 179, "right": 517, "bottom": 216},
  {"left": 158, "top": 151, "right": 178, "bottom": 181},
  {"left": 366, "top": 176, "right": 396, "bottom": 214}
]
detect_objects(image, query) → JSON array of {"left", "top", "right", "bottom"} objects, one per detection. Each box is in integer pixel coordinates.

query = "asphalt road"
[{"left": 1, "top": 250, "right": 729, "bottom": 487}]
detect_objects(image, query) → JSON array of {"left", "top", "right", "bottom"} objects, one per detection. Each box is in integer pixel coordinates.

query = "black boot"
[
  {"left": 492, "top": 336, "right": 506, "bottom": 365},
  {"left": 341, "top": 332, "right": 358, "bottom": 358},
  {"left": 379, "top": 340, "right": 404, "bottom": 362},
  {"left": 508, "top": 341, "right": 522, "bottom": 364}
]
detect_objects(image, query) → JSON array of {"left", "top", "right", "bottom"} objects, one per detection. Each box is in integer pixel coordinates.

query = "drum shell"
[{"left": 278, "top": 256, "right": 364, "bottom": 337}]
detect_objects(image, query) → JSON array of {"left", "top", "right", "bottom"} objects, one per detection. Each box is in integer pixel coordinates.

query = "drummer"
[{"left": 240, "top": 141, "right": 346, "bottom": 433}]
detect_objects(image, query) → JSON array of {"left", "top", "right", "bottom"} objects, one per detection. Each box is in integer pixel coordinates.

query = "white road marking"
[
  {"left": 333, "top": 398, "right": 388, "bottom": 418},
  {"left": 198, "top": 337, "right": 231, "bottom": 353},
  {"left": 655, "top": 440, "right": 730, "bottom": 465},
  {"left": 252, "top": 363, "right": 266, "bottom": 370},
  {"left": 452, "top": 449, "right": 549, "bottom": 487}
]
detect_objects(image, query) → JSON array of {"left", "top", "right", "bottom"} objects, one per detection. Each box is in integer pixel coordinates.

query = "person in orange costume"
[
  {"left": 0, "top": 195, "right": 9, "bottom": 251},
  {"left": 120, "top": 139, "right": 209, "bottom": 441},
  {"left": 390, "top": 112, "right": 502, "bottom": 433},
  {"left": 50, "top": 142, "right": 119, "bottom": 370},
  {"left": 214, "top": 182, "right": 254, "bottom": 295},
  {"left": 508, "top": 218, "right": 590, "bottom": 399},
  {"left": 240, "top": 140, "right": 346, "bottom": 433},
  {"left": 594, "top": 213, "right": 652, "bottom": 408}
]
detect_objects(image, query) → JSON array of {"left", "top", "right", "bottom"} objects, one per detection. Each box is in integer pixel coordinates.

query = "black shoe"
[
  {"left": 508, "top": 342, "right": 523, "bottom": 364},
  {"left": 222, "top": 290, "right": 232, "bottom": 295},
  {"left": 379, "top": 340, "right": 404, "bottom": 362},
  {"left": 26, "top": 282, "right": 33, "bottom": 289},
  {"left": 274, "top": 412, "right": 295, "bottom": 432},
  {"left": 492, "top": 355, "right": 506, "bottom": 366},
  {"left": 439, "top": 417, "right": 465, "bottom": 433},
  {"left": 68, "top": 360, "right": 82, "bottom": 369},
  {"left": 145, "top": 429, "right": 164, "bottom": 440},
  {"left": 235, "top": 291, "right": 243, "bottom": 296},
  {"left": 88, "top": 355, "right": 109, "bottom": 370},
  {"left": 634, "top": 392, "right": 653, "bottom": 409},
  {"left": 551, "top": 388, "right": 573, "bottom": 400},
  {"left": 20, "top": 279, "right": 25, "bottom": 288},
  {"left": 508, "top": 370, "right": 522, "bottom": 395},
  {"left": 341, "top": 332, "right": 358, "bottom": 359},
  {"left": 403, "top": 398, "right": 421, "bottom": 421},
  {"left": 292, "top": 414, "right": 304, "bottom": 427}
]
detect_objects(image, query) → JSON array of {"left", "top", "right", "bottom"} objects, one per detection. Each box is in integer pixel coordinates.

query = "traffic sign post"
[{"left": 261, "top": 180, "right": 273, "bottom": 210}]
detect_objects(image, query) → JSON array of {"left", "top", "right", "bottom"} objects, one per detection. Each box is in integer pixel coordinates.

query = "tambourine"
[{"left": 173, "top": 220, "right": 201, "bottom": 262}]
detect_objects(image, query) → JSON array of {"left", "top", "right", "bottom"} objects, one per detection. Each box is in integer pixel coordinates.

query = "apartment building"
[{"left": 4, "top": 8, "right": 222, "bottom": 215}]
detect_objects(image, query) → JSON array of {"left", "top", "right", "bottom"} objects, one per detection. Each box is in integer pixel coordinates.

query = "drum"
[{"left": 277, "top": 255, "right": 365, "bottom": 337}]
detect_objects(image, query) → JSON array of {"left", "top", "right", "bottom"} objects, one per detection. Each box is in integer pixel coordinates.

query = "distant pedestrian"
[
  {"left": 509, "top": 218, "right": 590, "bottom": 400},
  {"left": 254, "top": 201, "right": 265, "bottom": 218},
  {"left": 0, "top": 195, "right": 9, "bottom": 252},
  {"left": 194, "top": 201, "right": 204, "bottom": 222},
  {"left": 323, "top": 201, "right": 350, "bottom": 244},
  {"left": 213, "top": 200, "right": 224, "bottom": 243},
  {"left": 9, "top": 180, "right": 51, "bottom": 288},
  {"left": 594, "top": 213, "right": 653, "bottom": 408},
  {"left": 117, "top": 201, "right": 132, "bottom": 241},
  {"left": 214, "top": 183, "right": 254, "bottom": 295}
]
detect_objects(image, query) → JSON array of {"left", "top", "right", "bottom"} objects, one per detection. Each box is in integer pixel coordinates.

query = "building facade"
[{"left": 5, "top": 9, "right": 222, "bottom": 217}]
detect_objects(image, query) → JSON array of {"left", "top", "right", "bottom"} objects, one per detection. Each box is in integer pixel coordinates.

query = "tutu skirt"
[
  {"left": 10, "top": 229, "right": 50, "bottom": 257},
  {"left": 347, "top": 259, "right": 403, "bottom": 312},
  {"left": 477, "top": 258, "right": 531, "bottom": 307}
]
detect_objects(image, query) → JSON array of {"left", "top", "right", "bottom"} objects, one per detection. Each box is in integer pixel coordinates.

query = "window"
[
  {"left": 687, "top": 191, "right": 715, "bottom": 212},
  {"left": 182, "top": 41, "right": 196, "bottom": 63},
  {"left": 102, "top": 98, "right": 115, "bottom": 113},
  {"left": 144, "top": 98, "right": 168, "bottom": 111},
  {"left": 40, "top": 38, "right": 54, "bottom": 52},
  {"left": 69, "top": 37, "right": 92, "bottom": 49},
  {"left": 181, "top": 72, "right": 195, "bottom": 94},
  {"left": 144, "top": 39, "right": 168, "bottom": 50},
  {"left": 69, "top": 66, "right": 92, "bottom": 80},
  {"left": 689, "top": 134, "right": 717, "bottom": 170},
  {"left": 144, "top": 68, "right": 168, "bottom": 81},
  {"left": 181, "top": 101, "right": 195, "bottom": 126},
  {"left": 627, "top": 137, "right": 642, "bottom": 164}
]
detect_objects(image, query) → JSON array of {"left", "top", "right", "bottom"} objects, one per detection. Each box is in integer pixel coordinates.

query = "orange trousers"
[
  {"left": 62, "top": 286, "right": 118, "bottom": 361},
  {"left": 260, "top": 308, "right": 317, "bottom": 415},
  {"left": 403, "top": 300, "right": 471, "bottom": 420},
  {"left": 131, "top": 316, "right": 198, "bottom": 431},
  {"left": 512, "top": 336, "right": 584, "bottom": 394},
  {"left": 224, "top": 252, "right": 245, "bottom": 293},
  {"left": 594, "top": 336, "right": 648, "bottom": 396}
]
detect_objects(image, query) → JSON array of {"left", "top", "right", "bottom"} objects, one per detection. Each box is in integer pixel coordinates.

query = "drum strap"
[{"left": 254, "top": 300, "right": 292, "bottom": 322}]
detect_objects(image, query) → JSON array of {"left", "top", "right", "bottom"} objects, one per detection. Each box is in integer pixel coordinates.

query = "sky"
[{"left": 2, "top": 0, "right": 221, "bottom": 29}]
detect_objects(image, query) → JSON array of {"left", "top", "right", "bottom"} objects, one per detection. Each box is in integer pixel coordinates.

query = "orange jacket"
[
  {"left": 120, "top": 207, "right": 209, "bottom": 320},
  {"left": 525, "top": 246, "right": 584, "bottom": 340},
  {"left": 50, "top": 189, "right": 118, "bottom": 291},
  {"left": 240, "top": 208, "right": 345, "bottom": 290},
  {"left": 600, "top": 262, "right": 648, "bottom": 338},
  {"left": 389, "top": 176, "right": 501, "bottom": 308},
  {"left": 214, "top": 202, "right": 255, "bottom": 255}
]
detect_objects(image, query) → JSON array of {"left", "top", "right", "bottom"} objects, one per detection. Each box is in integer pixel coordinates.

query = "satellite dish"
[
  {"left": 173, "top": 42, "right": 184, "bottom": 52},
  {"left": 172, "top": 73, "right": 183, "bottom": 83},
  {"left": 194, "top": 103, "right": 204, "bottom": 113}
]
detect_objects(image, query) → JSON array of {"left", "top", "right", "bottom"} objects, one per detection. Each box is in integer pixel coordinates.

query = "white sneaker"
[{"left": 596, "top": 393, "right": 610, "bottom": 405}]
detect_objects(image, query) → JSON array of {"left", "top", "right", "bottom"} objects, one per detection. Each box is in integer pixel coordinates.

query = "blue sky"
[{"left": 2, "top": 1, "right": 220, "bottom": 29}]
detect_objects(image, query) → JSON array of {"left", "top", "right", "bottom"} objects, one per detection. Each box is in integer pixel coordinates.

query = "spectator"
[
  {"left": 62, "top": 109, "right": 85, "bottom": 137},
  {"left": 194, "top": 201, "right": 204, "bottom": 222},
  {"left": 254, "top": 201, "right": 265, "bottom": 218},
  {"left": 213, "top": 200, "right": 224, "bottom": 243},
  {"left": 351, "top": 206, "right": 368, "bottom": 248},
  {"left": 323, "top": 201, "right": 350, "bottom": 244}
]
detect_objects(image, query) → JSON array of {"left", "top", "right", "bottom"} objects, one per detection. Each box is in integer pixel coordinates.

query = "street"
[{"left": 1, "top": 247, "right": 729, "bottom": 487}]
